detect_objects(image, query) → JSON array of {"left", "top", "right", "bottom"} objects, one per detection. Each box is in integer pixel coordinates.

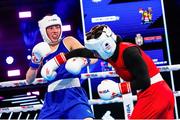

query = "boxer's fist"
[
  {"left": 97, "top": 79, "right": 121, "bottom": 100},
  {"left": 65, "top": 57, "right": 88, "bottom": 75},
  {"left": 41, "top": 53, "right": 66, "bottom": 81},
  {"left": 31, "top": 42, "right": 51, "bottom": 64}
]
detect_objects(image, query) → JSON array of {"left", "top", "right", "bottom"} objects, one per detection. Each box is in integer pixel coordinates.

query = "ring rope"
[
  {"left": 0, "top": 64, "right": 180, "bottom": 88},
  {"left": 1, "top": 90, "right": 180, "bottom": 113},
  {"left": 89, "top": 91, "right": 180, "bottom": 105},
  {"left": 0, "top": 104, "right": 43, "bottom": 113},
  {"left": 0, "top": 64, "right": 180, "bottom": 113},
  {"left": 81, "top": 64, "right": 180, "bottom": 79}
]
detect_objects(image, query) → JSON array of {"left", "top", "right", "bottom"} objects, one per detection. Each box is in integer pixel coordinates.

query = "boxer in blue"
[{"left": 26, "top": 14, "right": 95, "bottom": 119}]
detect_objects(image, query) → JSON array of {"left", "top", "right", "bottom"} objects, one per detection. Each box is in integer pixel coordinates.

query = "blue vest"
[{"left": 43, "top": 40, "right": 80, "bottom": 84}]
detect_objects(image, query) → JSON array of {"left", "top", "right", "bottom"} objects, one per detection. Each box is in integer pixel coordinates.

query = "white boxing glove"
[
  {"left": 65, "top": 57, "right": 88, "bottom": 75},
  {"left": 31, "top": 42, "right": 51, "bottom": 64},
  {"left": 41, "top": 53, "right": 66, "bottom": 81},
  {"left": 97, "top": 80, "right": 121, "bottom": 100}
]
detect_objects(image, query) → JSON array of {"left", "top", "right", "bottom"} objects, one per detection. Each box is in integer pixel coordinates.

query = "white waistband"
[
  {"left": 48, "top": 78, "right": 81, "bottom": 92},
  {"left": 137, "top": 73, "right": 163, "bottom": 93},
  {"left": 150, "top": 73, "right": 163, "bottom": 85}
]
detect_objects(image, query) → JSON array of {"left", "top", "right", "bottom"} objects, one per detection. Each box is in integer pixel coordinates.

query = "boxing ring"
[{"left": 0, "top": 64, "right": 180, "bottom": 119}]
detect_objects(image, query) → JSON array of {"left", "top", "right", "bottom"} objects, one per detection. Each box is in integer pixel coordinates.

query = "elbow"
[
  {"left": 142, "top": 80, "right": 150, "bottom": 90},
  {"left": 139, "top": 78, "right": 151, "bottom": 90},
  {"left": 131, "top": 78, "right": 151, "bottom": 91}
]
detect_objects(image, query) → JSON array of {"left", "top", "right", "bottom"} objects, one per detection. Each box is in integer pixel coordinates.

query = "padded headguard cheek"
[
  {"left": 38, "top": 14, "right": 62, "bottom": 44},
  {"left": 85, "top": 25, "right": 117, "bottom": 60},
  {"left": 103, "top": 25, "right": 117, "bottom": 40}
]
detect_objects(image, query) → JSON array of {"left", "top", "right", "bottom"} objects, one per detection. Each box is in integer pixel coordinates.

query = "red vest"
[{"left": 108, "top": 42, "right": 160, "bottom": 81}]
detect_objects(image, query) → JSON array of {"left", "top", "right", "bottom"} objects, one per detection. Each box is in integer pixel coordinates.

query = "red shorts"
[{"left": 130, "top": 81, "right": 174, "bottom": 119}]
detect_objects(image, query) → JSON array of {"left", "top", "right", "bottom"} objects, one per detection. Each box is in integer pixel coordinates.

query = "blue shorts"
[{"left": 38, "top": 87, "right": 94, "bottom": 119}]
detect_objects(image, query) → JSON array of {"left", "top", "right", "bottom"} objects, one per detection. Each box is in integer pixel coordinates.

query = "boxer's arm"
[
  {"left": 64, "top": 36, "right": 98, "bottom": 63},
  {"left": 47, "top": 39, "right": 98, "bottom": 71},
  {"left": 123, "top": 46, "right": 151, "bottom": 91},
  {"left": 27, "top": 42, "right": 51, "bottom": 83},
  {"left": 65, "top": 48, "right": 97, "bottom": 59},
  {"left": 26, "top": 67, "right": 38, "bottom": 84},
  {"left": 64, "top": 36, "right": 98, "bottom": 62},
  {"left": 64, "top": 37, "right": 98, "bottom": 74},
  {"left": 49, "top": 36, "right": 98, "bottom": 65},
  {"left": 41, "top": 37, "right": 97, "bottom": 81}
]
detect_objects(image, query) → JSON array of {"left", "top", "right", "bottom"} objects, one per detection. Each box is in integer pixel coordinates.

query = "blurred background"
[{"left": 0, "top": 0, "right": 180, "bottom": 119}]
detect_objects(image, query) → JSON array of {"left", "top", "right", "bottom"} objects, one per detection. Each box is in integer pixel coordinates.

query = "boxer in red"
[{"left": 41, "top": 24, "right": 175, "bottom": 119}]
